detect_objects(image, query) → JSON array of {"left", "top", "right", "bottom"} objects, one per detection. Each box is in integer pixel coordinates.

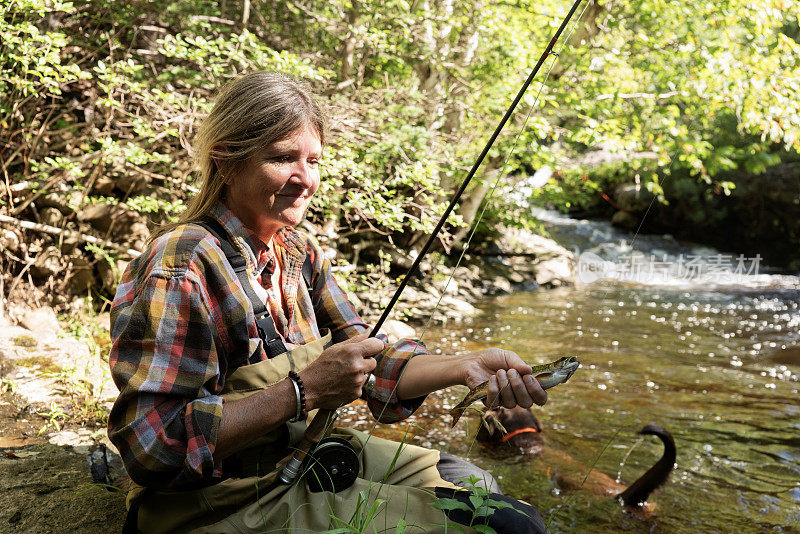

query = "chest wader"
[{"left": 123, "top": 219, "right": 463, "bottom": 533}]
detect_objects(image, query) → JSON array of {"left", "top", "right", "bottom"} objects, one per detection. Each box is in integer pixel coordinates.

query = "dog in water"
[{"left": 475, "top": 407, "right": 676, "bottom": 509}]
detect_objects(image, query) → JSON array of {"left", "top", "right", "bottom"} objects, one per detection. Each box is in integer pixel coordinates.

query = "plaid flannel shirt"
[{"left": 108, "top": 203, "right": 427, "bottom": 489}]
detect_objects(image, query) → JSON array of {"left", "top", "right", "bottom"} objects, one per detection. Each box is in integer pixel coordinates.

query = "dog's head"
[{"left": 475, "top": 406, "right": 544, "bottom": 454}]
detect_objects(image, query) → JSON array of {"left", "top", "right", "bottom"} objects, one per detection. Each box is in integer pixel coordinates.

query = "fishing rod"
[
  {"left": 370, "top": 0, "right": 586, "bottom": 337},
  {"left": 279, "top": 0, "right": 587, "bottom": 487}
]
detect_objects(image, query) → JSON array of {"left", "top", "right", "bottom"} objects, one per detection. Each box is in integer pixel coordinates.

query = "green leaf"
[
  {"left": 485, "top": 500, "right": 529, "bottom": 517},
  {"left": 431, "top": 498, "right": 472, "bottom": 512},
  {"left": 469, "top": 495, "right": 486, "bottom": 510}
]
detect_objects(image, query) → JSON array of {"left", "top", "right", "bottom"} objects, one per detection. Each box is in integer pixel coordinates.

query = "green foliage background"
[{"left": 1, "top": 0, "right": 799, "bottom": 292}]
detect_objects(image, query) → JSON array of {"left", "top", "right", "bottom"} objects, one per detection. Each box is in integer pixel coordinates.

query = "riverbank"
[{"left": 0, "top": 229, "right": 574, "bottom": 532}]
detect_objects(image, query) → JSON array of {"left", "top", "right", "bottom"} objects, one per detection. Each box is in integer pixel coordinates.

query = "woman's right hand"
[{"left": 298, "top": 332, "right": 383, "bottom": 410}]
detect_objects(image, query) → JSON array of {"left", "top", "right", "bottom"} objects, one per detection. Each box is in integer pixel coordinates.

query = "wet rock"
[
  {"left": 535, "top": 256, "right": 573, "bottom": 287},
  {"left": 400, "top": 286, "right": 424, "bottom": 302},
  {"left": 381, "top": 319, "right": 417, "bottom": 343},
  {"left": 515, "top": 279, "right": 540, "bottom": 291},
  {"left": 453, "top": 265, "right": 478, "bottom": 281},
  {"left": 440, "top": 295, "right": 476, "bottom": 316},
  {"left": 487, "top": 277, "right": 512, "bottom": 295},
  {"left": 507, "top": 270, "right": 526, "bottom": 284},
  {"left": 432, "top": 275, "right": 459, "bottom": 295},
  {"left": 523, "top": 233, "right": 575, "bottom": 287},
  {"left": 0, "top": 443, "right": 126, "bottom": 532}
]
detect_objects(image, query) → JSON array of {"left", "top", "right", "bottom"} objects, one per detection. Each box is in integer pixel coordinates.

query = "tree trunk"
[
  {"left": 550, "top": 0, "right": 604, "bottom": 80},
  {"left": 242, "top": 0, "right": 251, "bottom": 27},
  {"left": 451, "top": 167, "right": 498, "bottom": 244},
  {"left": 340, "top": 2, "right": 359, "bottom": 82}
]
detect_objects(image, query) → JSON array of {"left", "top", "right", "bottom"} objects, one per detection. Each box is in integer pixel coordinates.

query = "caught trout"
[{"left": 450, "top": 356, "right": 580, "bottom": 428}]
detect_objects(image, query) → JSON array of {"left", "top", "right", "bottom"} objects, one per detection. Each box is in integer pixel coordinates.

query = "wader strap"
[{"left": 196, "top": 217, "right": 287, "bottom": 359}]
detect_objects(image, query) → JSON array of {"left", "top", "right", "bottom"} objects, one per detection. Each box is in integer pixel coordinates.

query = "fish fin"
[{"left": 450, "top": 407, "right": 465, "bottom": 428}]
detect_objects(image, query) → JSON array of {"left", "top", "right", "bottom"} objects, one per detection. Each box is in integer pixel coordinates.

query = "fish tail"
[{"left": 450, "top": 406, "right": 466, "bottom": 428}]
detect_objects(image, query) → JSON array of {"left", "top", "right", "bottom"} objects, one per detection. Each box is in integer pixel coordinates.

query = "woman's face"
[{"left": 225, "top": 125, "right": 322, "bottom": 241}]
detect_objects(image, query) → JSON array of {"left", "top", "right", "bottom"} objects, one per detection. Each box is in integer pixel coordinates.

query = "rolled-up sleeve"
[
  {"left": 366, "top": 338, "right": 428, "bottom": 423},
  {"left": 108, "top": 271, "right": 224, "bottom": 489},
  {"left": 305, "top": 238, "right": 429, "bottom": 422}
]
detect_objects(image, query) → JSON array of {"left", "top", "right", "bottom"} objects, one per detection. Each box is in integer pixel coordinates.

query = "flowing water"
[{"left": 410, "top": 210, "right": 800, "bottom": 532}]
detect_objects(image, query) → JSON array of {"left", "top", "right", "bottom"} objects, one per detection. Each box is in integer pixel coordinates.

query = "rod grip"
[{"left": 278, "top": 408, "right": 337, "bottom": 484}]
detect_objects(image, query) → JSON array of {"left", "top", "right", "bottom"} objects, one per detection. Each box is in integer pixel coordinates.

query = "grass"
[
  {"left": 12, "top": 335, "right": 37, "bottom": 348},
  {"left": 13, "top": 356, "right": 61, "bottom": 374},
  {"left": 0, "top": 376, "right": 18, "bottom": 394},
  {"left": 37, "top": 401, "right": 68, "bottom": 435}
]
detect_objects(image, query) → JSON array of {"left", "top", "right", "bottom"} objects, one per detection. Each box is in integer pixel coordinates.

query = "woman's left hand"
[{"left": 462, "top": 349, "right": 547, "bottom": 409}]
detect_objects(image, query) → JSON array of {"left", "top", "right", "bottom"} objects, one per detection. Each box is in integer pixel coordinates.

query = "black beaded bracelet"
[{"left": 288, "top": 371, "right": 307, "bottom": 422}]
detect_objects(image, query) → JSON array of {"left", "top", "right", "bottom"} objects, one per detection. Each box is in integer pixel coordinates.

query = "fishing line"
[
  {"left": 416, "top": 0, "right": 594, "bottom": 348},
  {"left": 357, "top": 0, "right": 593, "bottom": 457},
  {"left": 616, "top": 434, "right": 644, "bottom": 483}
]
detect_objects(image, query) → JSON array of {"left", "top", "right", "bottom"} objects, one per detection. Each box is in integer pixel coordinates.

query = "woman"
[{"left": 108, "top": 72, "right": 547, "bottom": 533}]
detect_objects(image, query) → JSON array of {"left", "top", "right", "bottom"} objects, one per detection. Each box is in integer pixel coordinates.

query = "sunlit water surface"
[{"left": 343, "top": 213, "right": 800, "bottom": 533}]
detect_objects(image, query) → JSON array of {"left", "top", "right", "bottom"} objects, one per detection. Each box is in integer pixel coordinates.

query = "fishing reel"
[{"left": 305, "top": 437, "right": 360, "bottom": 493}]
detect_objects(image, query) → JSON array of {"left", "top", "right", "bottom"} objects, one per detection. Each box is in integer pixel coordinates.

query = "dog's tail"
[{"left": 617, "top": 423, "right": 676, "bottom": 506}]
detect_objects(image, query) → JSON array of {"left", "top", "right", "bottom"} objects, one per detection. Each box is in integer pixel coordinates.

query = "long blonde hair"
[{"left": 153, "top": 72, "right": 326, "bottom": 240}]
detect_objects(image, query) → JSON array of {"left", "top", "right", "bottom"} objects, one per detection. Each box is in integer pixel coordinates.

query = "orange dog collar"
[{"left": 501, "top": 427, "right": 539, "bottom": 442}]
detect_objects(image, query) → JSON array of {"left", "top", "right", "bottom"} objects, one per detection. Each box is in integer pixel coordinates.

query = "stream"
[{"left": 413, "top": 210, "right": 800, "bottom": 532}]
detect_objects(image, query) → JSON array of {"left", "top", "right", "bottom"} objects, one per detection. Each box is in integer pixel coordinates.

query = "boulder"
[
  {"left": 441, "top": 295, "right": 477, "bottom": 316},
  {"left": 78, "top": 202, "right": 150, "bottom": 248},
  {"left": 30, "top": 246, "right": 62, "bottom": 278},
  {"left": 0, "top": 227, "right": 22, "bottom": 254},
  {"left": 614, "top": 184, "right": 654, "bottom": 213},
  {"left": 18, "top": 306, "right": 61, "bottom": 337},
  {"left": 381, "top": 319, "right": 417, "bottom": 343},
  {"left": 507, "top": 270, "right": 526, "bottom": 284},
  {"left": 39, "top": 207, "right": 64, "bottom": 227},
  {"left": 432, "top": 275, "right": 459, "bottom": 296},
  {"left": 67, "top": 255, "right": 95, "bottom": 292},
  {"left": 611, "top": 210, "right": 640, "bottom": 230},
  {"left": 487, "top": 277, "right": 512, "bottom": 295},
  {"left": 97, "top": 258, "right": 125, "bottom": 290},
  {"left": 534, "top": 256, "right": 574, "bottom": 286},
  {"left": 77, "top": 202, "right": 118, "bottom": 232}
]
